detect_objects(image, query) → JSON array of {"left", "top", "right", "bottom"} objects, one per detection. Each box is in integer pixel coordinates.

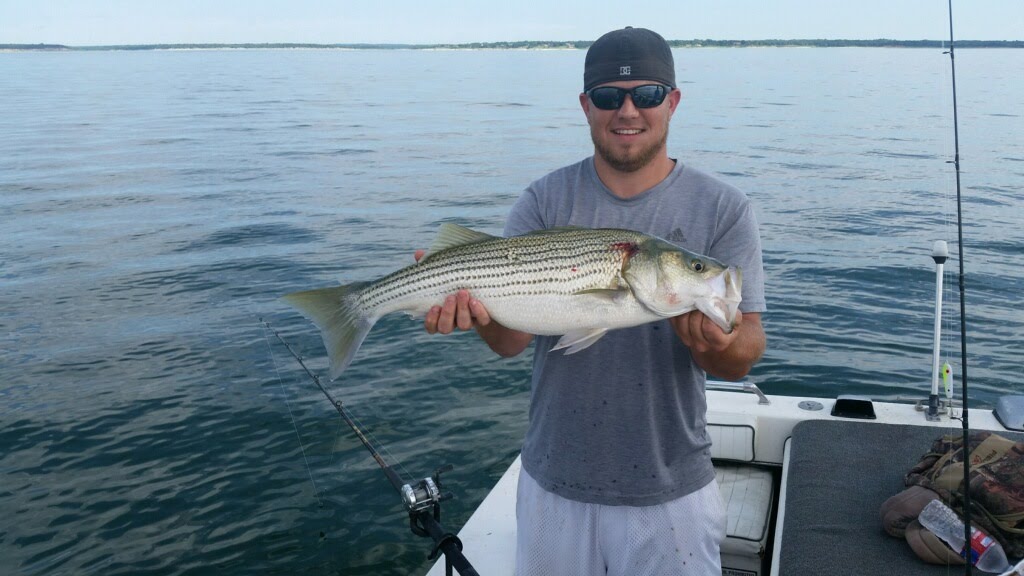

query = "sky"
[{"left": 3, "top": 0, "right": 1023, "bottom": 46}]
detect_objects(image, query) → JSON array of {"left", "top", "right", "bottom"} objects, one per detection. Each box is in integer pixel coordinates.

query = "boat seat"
[{"left": 716, "top": 462, "right": 774, "bottom": 576}]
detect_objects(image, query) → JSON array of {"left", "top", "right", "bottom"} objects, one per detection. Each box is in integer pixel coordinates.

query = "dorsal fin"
[{"left": 426, "top": 223, "right": 498, "bottom": 256}]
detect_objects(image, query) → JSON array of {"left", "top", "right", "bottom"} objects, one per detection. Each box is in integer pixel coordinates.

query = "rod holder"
[{"left": 927, "top": 240, "right": 949, "bottom": 422}]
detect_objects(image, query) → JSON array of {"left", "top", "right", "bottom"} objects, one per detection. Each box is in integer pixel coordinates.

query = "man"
[{"left": 423, "top": 27, "right": 766, "bottom": 575}]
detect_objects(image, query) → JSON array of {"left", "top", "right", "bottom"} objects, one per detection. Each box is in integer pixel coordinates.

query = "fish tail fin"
[{"left": 280, "top": 282, "right": 374, "bottom": 380}]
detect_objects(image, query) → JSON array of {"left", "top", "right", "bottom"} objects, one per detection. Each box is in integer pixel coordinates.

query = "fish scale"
[{"left": 283, "top": 224, "right": 740, "bottom": 380}]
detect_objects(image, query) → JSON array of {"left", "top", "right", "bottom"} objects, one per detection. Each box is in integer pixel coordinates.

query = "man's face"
[{"left": 580, "top": 81, "right": 680, "bottom": 173}]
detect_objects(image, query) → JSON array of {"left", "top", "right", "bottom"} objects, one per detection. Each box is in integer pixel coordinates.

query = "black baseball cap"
[{"left": 584, "top": 27, "right": 676, "bottom": 91}]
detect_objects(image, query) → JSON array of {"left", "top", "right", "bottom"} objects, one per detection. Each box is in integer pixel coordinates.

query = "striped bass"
[{"left": 283, "top": 224, "right": 742, "bottom": 380}]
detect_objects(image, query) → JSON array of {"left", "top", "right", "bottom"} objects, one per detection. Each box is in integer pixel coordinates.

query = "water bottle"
[
  {"left": 999, "top": 557, "right": 1024, "bottom": 576},
  {"left": 918, "top": 499, "right": 1011, "bottom": 573}
]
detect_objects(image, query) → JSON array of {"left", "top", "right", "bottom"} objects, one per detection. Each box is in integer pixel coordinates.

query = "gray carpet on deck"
[{"left": 777, "top": 419, "right": 1023, "bottom": 575}]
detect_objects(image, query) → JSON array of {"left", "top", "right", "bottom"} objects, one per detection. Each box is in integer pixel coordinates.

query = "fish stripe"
[{"left": 356, "top": 230, "right": 644, "bottom": 311}]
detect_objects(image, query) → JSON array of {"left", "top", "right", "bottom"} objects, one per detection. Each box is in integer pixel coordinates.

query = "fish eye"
[{"left": 691, "top": 260, "right": 705, "bottom": 272}]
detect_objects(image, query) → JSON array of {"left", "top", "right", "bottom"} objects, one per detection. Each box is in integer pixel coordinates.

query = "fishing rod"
[
  {"left": 944, "top": 1, "right": 974, "bottom": 574},
  {"left": 260, "top": 319, "right": 480, "bottom": 576}
]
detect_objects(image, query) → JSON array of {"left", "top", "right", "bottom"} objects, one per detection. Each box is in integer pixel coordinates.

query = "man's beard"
[{"left": 592, "top": 126, "right": 669, "bottom": 173}]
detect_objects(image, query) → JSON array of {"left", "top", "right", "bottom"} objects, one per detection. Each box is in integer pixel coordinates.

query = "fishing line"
[
  {"left": 936, "top": 35, "right": 959, "bottom": 418},
  {"left": 945, "top": 1, "right": 977, "bottom": 573},
  {"left": 338, "top": 393, "right": 418, "bottom": 486},
  {"left": 262, "top": 321, "right": 418, "bottom": 501},
  {"left": 325, "top": 415, "right": 347, "bottom": 471},
  {"left": 262, "top": 325, "right": 324, "bottom": 506},
  {"left": 261, "top": 318, "right": 480, "bottom": 576},
  {"left": 259, "top": 319, "right": 412, "bottom": 490},
  {"left": 260, "top": 319, "right": 419, "bottom": 504}
]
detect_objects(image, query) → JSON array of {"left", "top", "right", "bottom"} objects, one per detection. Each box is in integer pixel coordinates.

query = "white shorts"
[{"left": 515, "top": 468, "right": 726, "bottom": 576}]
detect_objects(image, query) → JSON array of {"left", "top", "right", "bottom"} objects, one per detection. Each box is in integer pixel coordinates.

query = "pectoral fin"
[
  {"left": 571, "top": 287, "right": 628, "bottom": 301},
  {"left": 573, "top": 274, "right": 631, "bottom": 300},
  {"left": 551, "top": 328, "right": 609, "bottom": 355}
]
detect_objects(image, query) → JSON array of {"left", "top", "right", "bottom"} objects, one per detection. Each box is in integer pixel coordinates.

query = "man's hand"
[
  {"left": 670, "top": 310, "right": 765, "bottom": 381},
  {"left": 670, "top": 310, "right": 741, "bottom": 354},
  {"left": 425, "top": 289, "right": 492, "bottom": 334},
  {"left": 414, "top": 250, "right": 491, "bottom": 334}
]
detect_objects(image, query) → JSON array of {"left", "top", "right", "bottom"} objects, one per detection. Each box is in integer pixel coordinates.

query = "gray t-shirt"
[{"left": 505, "top": 156, "right": 766, "bottom": 506}]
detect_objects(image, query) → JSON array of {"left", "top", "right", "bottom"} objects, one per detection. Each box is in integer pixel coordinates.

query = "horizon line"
[{"left": 4, "top": 38, "right": 1024, "bottom": 51}]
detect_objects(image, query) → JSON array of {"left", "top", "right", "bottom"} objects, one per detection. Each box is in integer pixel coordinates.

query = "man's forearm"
[{"left": 476, "top": 321, "right": 533, "bottom": 358}]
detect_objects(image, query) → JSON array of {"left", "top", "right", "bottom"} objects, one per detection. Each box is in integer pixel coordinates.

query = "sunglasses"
[{"left": 586, "top": 84, "right": 672, "bottom": 110}]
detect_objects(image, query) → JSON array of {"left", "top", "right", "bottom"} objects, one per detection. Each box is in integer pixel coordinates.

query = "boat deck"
[{"left": 426, "top": 391, "right": 1023, "bottom": 575}]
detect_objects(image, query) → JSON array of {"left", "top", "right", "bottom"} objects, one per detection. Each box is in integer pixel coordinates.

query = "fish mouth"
[{"left": 696, "top": 267, "right": 743, "bottom": 334}]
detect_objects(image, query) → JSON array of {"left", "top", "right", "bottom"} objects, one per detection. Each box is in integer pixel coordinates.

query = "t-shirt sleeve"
[
  {"left": 504, "top": 185, "right": 547, "bottom": 238},
  {"left": 712, "top": 200, "right": 767, "bottom": 314}
]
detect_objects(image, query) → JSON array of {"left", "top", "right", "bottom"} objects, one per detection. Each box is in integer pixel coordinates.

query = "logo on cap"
[{"left": 619, "top": 66, "right": 631, "bottom": 76}]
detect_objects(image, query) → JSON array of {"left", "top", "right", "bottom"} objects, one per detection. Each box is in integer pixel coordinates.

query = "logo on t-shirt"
[{"left": 666, "top": 227, "right": 688, "bottom": 245}]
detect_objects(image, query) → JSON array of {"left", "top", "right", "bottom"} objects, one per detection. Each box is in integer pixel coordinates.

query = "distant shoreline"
[{"left": 3, "top": 39, "right": 1024, "bottom": 52}]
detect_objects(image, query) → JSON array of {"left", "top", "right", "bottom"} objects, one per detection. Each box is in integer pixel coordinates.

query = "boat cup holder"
[
  {"left": 994, "top": 395, "right": 1024, "bottom": 431},
  {"left": 831, "top": 395, "right": 877, "bottom": 419}
]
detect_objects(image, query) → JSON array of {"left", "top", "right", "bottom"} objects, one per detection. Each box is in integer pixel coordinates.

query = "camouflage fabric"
[{"left": 906, "top": 431, "right": 1024, "bottom": 557}]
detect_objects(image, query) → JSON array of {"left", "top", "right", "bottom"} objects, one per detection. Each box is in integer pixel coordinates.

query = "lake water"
[{"left": 1, "top": 47, "right": 1022, "bottom": 575}]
